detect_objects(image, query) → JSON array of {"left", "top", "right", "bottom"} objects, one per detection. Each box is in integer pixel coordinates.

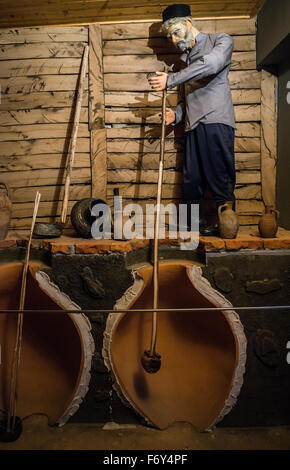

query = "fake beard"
[{"left": 176, "top": 28, "right": 195, "bottom": 52}]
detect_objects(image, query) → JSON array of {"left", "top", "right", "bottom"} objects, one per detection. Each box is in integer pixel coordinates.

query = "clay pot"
[
  {"left": 71, "top": 198, "right": 111, "bottom": 238},
  {"left": 0, "top": 183, "right": 12, "bottom": 241},
  {"left": 258, "top": 205, "right": 279, "bottom": 238},
  {"left": 218, "top": 202, "right": 239, "bottom": 239}
]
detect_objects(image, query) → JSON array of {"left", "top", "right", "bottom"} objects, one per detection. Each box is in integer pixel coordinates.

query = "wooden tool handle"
[
  {"left": 7, "top": 191, "right": 41, "bottom": 433},
  {"left": 60, "top": 45, "right": 89, "bottom": 225},
  {"left": 150, "top": 67, "right": 168, "bottom": 356}
]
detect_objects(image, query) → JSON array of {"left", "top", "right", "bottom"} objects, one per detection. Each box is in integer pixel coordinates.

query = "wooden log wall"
[
  {"left": 0, "top": 0, "right": 266, "bottom": 28},
  {"left": 0, "top": 18, "right": 267, "bottom": 230},
  {"left": 101, "top": 18, "right": 264, "bottom": 226},
  {"left": 0, "top": 26, "right": 91, "bottom": 229}
]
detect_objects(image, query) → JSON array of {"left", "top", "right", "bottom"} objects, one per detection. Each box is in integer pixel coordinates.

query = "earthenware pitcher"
[
  {"left": 0, "top": 183, "right": 12, "bottom": 241},
  {"left": 218, "top": 201, "right": 239, "bottom": 239},
  {"left": 258, "top": 205, "right": 279, "bottom": 238}
]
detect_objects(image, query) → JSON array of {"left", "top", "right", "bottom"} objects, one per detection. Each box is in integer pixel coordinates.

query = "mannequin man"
[{"left": 149, "top": 3, "right": 238, "bottom": 236}]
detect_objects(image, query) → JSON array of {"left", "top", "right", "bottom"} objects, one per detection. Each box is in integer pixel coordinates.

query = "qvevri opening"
[
  {"left": 0, "top": 262, "right": 94, "bottom": 426},
  {"left": 103, "top": 261, "right": 247, "bottom": 431}
]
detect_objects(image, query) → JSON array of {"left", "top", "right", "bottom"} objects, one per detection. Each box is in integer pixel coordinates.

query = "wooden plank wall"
[
  {"left": 260, "top": 70, "right": 278, "bottom": 208},
  {"left": 0, "top": 19, "right": 264, "bottom": 230},
  {"left": 101, "top": 18, "right": 263, "bottom": 226},
  {"left": 0, "top": 26, "right": 91, "bottom": 229},
  {"left": 0, "top": 1, "right": 266, "bottom": 28}
]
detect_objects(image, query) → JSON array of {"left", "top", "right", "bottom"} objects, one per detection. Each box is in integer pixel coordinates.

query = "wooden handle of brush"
[
  {"left": 61, "top": 45, "right": 89, "bottom": 225},
  {"left": 7, "top": 191, "right": 41, "bottom": 432},
  {"left": 150, "top": 66, "right": 168, "bottom": 355}
]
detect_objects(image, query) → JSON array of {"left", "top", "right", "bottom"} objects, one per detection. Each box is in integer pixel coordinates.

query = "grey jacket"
[{"left": 167, "top": 32, "right": 236, "bottom": 131}]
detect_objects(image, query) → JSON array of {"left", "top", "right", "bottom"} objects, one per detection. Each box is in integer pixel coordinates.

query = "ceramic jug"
[
  {"left": 218, "top": 201, "right": 239, "bottom": 239},
  {"left": 0, "top": 183, "right": 12, "bottom": 241},
  {"left": 258, "top": 205, "right": 279, "bottom": 238}
]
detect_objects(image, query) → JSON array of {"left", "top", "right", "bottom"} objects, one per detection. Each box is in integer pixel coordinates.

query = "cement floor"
[{"left": 0, "top": 415, "right": 290, "bottom": 451}]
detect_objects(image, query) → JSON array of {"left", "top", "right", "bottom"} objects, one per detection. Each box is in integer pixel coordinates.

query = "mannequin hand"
[
  {"left": 165, "top": 108, "right": 176, "bottom": 125},
  {"left": 148, "top": 71, "right": 168, "bottom": 91}
]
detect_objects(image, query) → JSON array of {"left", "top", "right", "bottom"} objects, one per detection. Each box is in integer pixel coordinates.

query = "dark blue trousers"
[{"left": 183, "top": 122, "right": 236, "bottom": 209}]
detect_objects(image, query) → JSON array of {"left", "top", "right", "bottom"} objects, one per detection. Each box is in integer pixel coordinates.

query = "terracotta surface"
[
  {"left": 223, "top": 235, "right": 264, "bottom": 250},
  {"left": 4, "top": 228, "right": 290, "bottom": 253},
  {"left": 0, "top": 262, "right": 92, "bottom": 425},
  {"left": 104, "top": 261, "right": 246, "bottom": 431}
]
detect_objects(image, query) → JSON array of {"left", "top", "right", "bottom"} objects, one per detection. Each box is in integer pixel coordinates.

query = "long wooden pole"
[
  {"left": 7, "top": 191, "right": 41, "bottom": 433},
  {"left": 60, "top": 45, "right": 89, "bottom": 225},
  {"left": 149, "top": 78, "right": 167, "bottom": 357}
]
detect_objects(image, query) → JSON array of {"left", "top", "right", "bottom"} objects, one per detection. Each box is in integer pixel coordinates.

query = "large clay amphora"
[
  {"left": 218, "top": 202, "right": 239, "bottom": 239},
  {"left": 258, "top": 205, "right": 279, "bottom": 238},
  {"left": 0, "top": 183, "right": 12, "bottom": 241}
]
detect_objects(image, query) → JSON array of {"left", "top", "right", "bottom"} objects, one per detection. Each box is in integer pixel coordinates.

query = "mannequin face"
[{"left": 165, "top": 19, "right": 195, "bottom": 52}]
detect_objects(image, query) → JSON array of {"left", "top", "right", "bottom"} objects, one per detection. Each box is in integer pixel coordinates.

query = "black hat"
[{"left": 162, "top": 4, "right": 191, "bottom": 23}]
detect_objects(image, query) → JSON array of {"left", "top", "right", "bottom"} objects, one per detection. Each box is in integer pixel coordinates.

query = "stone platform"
[{"left": 2, "top": 226, "right": 290, "bottom": 255}]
